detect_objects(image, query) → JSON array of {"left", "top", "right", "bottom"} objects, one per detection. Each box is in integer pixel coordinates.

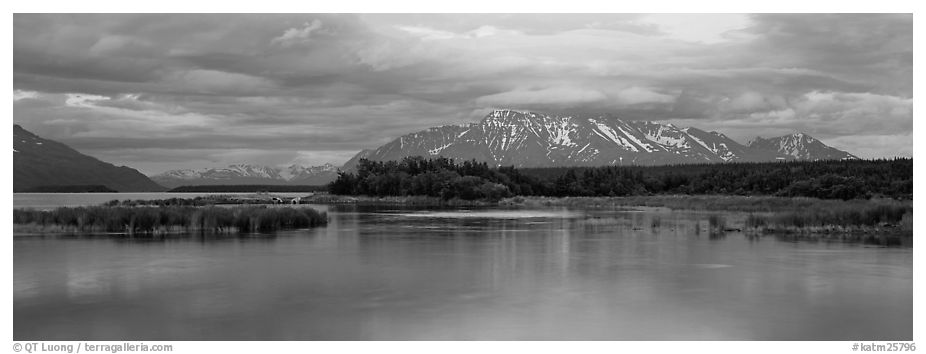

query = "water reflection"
[{"left": 14, "top": 205, "right": 912, "bottom": 340}]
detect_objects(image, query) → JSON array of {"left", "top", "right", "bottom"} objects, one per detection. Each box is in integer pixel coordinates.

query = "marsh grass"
[
  {"left": 13, "top": 205, "right": 327, "bottom": 234},
  {"left": 301, "top": 194, "right": 496, "bottom": 206},
  {"left": 104, "top": 195, "right": 260, "bottom": 207},
  {"left": 708, "top": 214, "right": 726, "bottom": 231},
  {"left": 743, "top": 202, "right": 911, "bottom": 233},
  {"left": 502, "top": 195, "right": 908, "bottom": 212},
  {"left": 504, "top": 195, "right": 912, "bottom": 233}
]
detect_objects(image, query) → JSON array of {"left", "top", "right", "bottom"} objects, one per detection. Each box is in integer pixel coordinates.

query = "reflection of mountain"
[
  {"left": 344, "top": 109, "right": 858, "bottom": 170},
  {"left": 13, "top": 124, "right": 166, "bottom": 192},
  {"left": 151, "top": 163, "right": 339, "bottom": 188}
]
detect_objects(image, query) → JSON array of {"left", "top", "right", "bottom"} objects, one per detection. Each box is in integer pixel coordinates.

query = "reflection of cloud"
[
  {"left": 66, "top": 268, "right": 111, "bottom": 299},
  {"left": 12, "top": 14, "right": 913, "bottom": 172}
]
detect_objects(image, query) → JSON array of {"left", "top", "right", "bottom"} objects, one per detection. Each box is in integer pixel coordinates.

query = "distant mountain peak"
[
  {"left": 343, "top": 110, "right": 860, "bottom": 169},
  {"left": 747, "top": 132, "right": 857, "bottom": 160},
  {"left": 151, "top": 162, "right": 341, "bottom": 188}
]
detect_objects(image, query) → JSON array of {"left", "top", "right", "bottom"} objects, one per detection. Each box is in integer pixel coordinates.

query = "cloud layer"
[{"left": 13, "top": 14, "right": 912, "bottom": 174}]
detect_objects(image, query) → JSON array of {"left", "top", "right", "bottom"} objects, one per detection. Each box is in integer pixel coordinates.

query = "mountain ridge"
[
  {"left": 343, "top": 109, "right": 858, "bottom": 170},
  {"left": 150, "top": 163, "right": 339, "bottom": 188},
  {"left": 13, "top": 124, "right": 166, "bottom": 192}
]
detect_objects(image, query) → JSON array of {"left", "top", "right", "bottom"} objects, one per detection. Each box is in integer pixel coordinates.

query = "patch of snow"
[
  {"left": 428, "top": 142, "right": 454, "bottom": 155},
  {"left": 546, "top": 120, "right": 577, "bottom": 147},
  {"left": 160, "top": 169, "right": 202, "bottom": 180},
  {"left": 643, "top": 125, "right": 686, "bottom": 149},
  {"left": 578, "top": 143, "right": 591, "bottom": 154},
  {"left": 591, "top": 120, "right": 638, "bottom": 152},
  {"left": 616, "top": 126, "right": 656, "bottom": 152}
]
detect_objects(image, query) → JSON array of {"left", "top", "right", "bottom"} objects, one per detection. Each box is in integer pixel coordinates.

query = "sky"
[{"left": 12, "top": 13, "right": 913, "bottom": 175}]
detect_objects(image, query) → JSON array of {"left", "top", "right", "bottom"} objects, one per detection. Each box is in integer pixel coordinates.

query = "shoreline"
[
  {"left": 303, "top": 194, "right": 913, "bottom": 236},
  {"left": 299, "top": 193, "right": 911, "bottom": 211},
  {"left": 13, "top": 194, "right": 912, "bottom": 236}
]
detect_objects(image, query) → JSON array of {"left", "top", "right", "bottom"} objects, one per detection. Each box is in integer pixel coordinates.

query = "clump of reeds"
[
  {"left": 745, "top": 213, "right": 768, "bottom": 229},
  {"left": 743, "top": 202, "right": 912, "bottom": 233},
  {"left": 13, "top": 205, "right": 327, "bottom": 234},
  {"left": 103, "top": 195, "right": 267, "bottom": 207},
  {"left": 500, "top": 195, "right": 912, "bottom": 215},
  {"left": 708, "top": 214, "right": 726, "bottom": 231}
]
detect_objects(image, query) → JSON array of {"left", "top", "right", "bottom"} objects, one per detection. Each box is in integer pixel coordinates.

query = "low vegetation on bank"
[
  {"left": 13, "top": 205, "right": 327, "bottom": 234},
  {"left": 500, "top": 194, "right": 908, "bottom": 212},
  {"left": 102, "top": 193, "right": 319, "bottom": 207},
  {"left": 505, "top": 195, "right": 912, "bottom": 233},
  {"left": 742, "top": 202, "right": 912, "bottom": 233}
]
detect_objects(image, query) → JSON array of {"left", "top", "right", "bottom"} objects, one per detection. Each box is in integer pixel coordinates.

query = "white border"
[{"left": 4, "top": 2, "right": 921, "bottom": 353}]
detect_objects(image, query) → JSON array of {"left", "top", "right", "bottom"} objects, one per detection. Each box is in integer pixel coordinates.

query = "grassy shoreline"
[
  {"left": 302, "top": 193, "right": 912, "bottom": 234},
  {"left": 500, "top": 195, "right": 912, "bottom": 234},
  {"left": 13, "top": 194, "right": 911, "bottom": 236},
  {"left": 14, "top": 205, "right": 328, "bottom": 235},
  {"left": 496, "top": 194, "right": 907, "bottom": 212}
]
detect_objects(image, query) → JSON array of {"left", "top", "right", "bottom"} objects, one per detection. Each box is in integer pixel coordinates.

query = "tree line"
[{"left": 328, "top": 157, "right": 912, "bottom": 201}]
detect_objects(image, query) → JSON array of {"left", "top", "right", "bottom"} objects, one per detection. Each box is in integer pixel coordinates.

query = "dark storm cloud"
[
  {"left": 745, "top": 14, "right": 912, "bottom": 96},
  {"left": 12, "top": 14, "right": 913, "bottom": 173}
]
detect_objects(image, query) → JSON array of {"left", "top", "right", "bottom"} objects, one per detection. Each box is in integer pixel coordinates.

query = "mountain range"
[
  {"left": 150, "top": 163, "right": 339, "bottom": 188},
  {"left": 13, "top": 124, "right": 165, "bottom": 192},
  {"left": 14, "top": 109, "right": 861, "bottom": 192},
  {"left": 344, "top": 109, "right": 858, "bottom": 170}
]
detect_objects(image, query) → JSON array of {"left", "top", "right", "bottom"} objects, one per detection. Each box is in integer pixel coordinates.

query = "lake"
[{"left": 13, "top": 193, "right": 913, "bottom": 340}]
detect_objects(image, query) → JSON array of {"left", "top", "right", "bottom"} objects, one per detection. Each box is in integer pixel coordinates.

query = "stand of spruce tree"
[{"left": 329, "top": 157, "right": 912, "bottom": 201}]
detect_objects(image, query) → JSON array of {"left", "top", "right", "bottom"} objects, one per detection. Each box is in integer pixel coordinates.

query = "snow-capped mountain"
[
  {"left": 151, "top": 163, "right": 340, "bottom": 188},
  {"left": 342, "top": 109, "right": 858, "bottom": 169},
  {"left": 748, "top": 133, "right": 858, "bottom": 161},
  {"left": 14, "top": 124, "right": 165, "bottom": 192},
  {"left": 283, "top": 163, "right": 340, "bottom": 184}
]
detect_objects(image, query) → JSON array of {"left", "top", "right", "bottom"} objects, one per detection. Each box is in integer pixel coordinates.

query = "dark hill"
[{"left": 13, "top": 124, "right": 166, "bottom": 192}]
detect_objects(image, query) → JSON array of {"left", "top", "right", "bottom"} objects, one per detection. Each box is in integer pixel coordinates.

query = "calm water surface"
[{"left": 13, "top": 194, "right": 913, "bottom": 340}]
